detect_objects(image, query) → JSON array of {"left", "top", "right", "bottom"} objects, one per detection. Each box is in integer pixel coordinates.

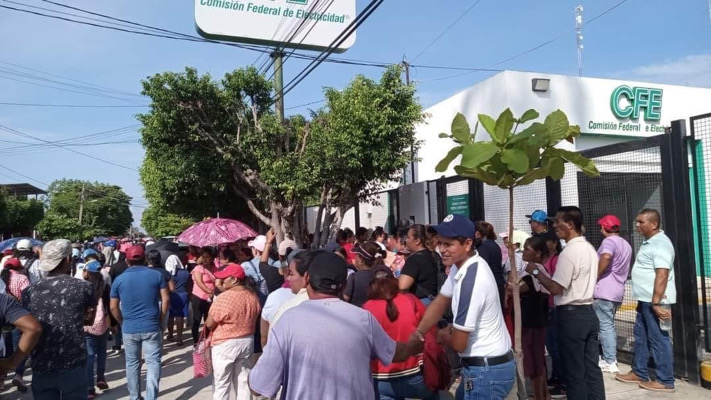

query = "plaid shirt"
[{"left": 7, "top": 270, "right": 30, "bottom": 301}]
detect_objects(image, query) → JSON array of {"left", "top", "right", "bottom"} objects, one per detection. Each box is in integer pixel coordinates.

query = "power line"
[
  {"left": 278, "top": 0, "right": 385, "bottom": 101},
  {"left": 411, "top": 0, "right": 484, "bottom": 63},
  {"left": 0, "top": 125, "right": 140, "bottom": 153},
  {"left": 285, "top": 99, "right": 326, "bottom": 110},
  {"left": 0, "top": 72, "right": 145, "bottom": 103},
  {"left": 0, "top": 124, "right": 139, "bottom": 172},
  {"left": 0, "top": 102, "right": 147, "bottom": 108},
  {"left": 487, "top": 0, "right": 631, "bottom": 67}
]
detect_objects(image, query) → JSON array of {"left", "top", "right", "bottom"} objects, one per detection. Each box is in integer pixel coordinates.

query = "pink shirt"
[{"left": 191, "top": 265, "right": 216, "bottom": 301}]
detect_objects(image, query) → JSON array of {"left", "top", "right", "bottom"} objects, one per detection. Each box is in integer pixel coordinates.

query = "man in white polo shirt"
[
  {"left": 416, "top": 214, "right": 514, "bottom": 399},
  {"left": 525, "top": 206, "right": 605, "bottom": 399}
]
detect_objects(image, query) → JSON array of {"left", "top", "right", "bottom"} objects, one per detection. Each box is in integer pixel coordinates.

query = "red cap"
[
  {"left": 4, "top": 257, "right": 21, "bottom": 269},
  {"left": 214, "top": 264, "right": 246, "bottom": 280},
  {"left": 598, "top": 215, "right": 622, "bottom": 231},
  {"left": 126, "top": 245, "right": 145, "bottom": 261}
]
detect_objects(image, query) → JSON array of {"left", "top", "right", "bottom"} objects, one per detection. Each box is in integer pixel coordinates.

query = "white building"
[{"left": 309, "top": 71, "right": 711, "bottom": 235}]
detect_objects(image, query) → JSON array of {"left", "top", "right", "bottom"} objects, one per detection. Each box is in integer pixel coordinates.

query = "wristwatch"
[{"left": 532, "top": 268, "right": 540, "bottom": 276}]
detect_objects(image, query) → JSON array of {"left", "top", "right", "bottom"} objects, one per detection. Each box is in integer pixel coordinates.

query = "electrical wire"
[
  {"left": 285, "top": 99, "right": 326, "bottom": 110},
  {"left": 277, "top": 0, "right": 384, "bottom": 102},
  {"left": 0, "top": 124, "right": 139, "bottom": 172},
  {"left": 0, "top": 102, "right": 147, "bottom": 108},
  {"left": 411, "top": 0, "right": 484, "bottom": 63}
]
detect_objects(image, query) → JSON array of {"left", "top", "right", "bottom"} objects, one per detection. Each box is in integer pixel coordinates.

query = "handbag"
[
  {"left": 407, "top": 294, "right": 452, "bottom": 392},
  {"left": 192, "top": 327, "right": 213, "bottom": 378}
]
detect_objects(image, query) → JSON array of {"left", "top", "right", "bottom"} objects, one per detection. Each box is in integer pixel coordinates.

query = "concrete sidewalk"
[{"left": 2, "top": 334, "right": 710, "bottom": 399}]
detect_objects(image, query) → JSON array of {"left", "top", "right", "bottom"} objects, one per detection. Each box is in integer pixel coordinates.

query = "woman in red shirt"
[{"left": 363, "top": 266, "right": 438, "bottom": 400}]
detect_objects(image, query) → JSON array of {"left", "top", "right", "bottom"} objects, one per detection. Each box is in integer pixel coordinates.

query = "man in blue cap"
[
  {"left": 527, "top": 210, "right": 552, "bottom": 237},
  {"left": 414, "top": 214, "right": 515, "bottom": 399}
]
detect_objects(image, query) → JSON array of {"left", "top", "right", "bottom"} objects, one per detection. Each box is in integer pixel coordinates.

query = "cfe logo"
[
  {"left": 286, "top": 0, "right": 308, "bottom": 4},
  {"left": 610, "top": 85, "right": 663, "bottom": 121}
]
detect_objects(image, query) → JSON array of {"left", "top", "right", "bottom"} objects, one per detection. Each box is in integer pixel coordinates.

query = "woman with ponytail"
[
  {"left": 343, "top": 242, "right": 386, "bottom": 307},
  {"left": 363, "top": 266, "right": 439, "bottom": 400}
]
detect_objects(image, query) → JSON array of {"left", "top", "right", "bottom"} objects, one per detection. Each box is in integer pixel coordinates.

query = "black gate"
[
  {"left": 428, "top": 176, "right": 484, "bottom": 224},
  {"left": 548, "top": 122, "right": 700, "bottom": 383},
  {"left": 690, "top": 113, "right": 711, "bottom": 354}
]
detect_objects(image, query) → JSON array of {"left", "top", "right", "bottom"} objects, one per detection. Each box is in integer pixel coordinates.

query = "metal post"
[
  {"left": 403, "top": 59, "right": 415, "bottom": 185},
  {"left": 661, "top": 120, "right": 701, "bottom": 383},
  {"left": 272, "top": 51, "right": 285, "bottom": 122},
  {"left": 78, "top": 183, "right": 85, "bottom": 225},
  {"left": 575, "top": 5, "right": 584, "bottom": 77}
]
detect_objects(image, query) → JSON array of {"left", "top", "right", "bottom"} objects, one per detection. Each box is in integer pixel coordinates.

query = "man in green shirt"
[{"left": 616, "top": 208, "right": 675, "bottom": 393}]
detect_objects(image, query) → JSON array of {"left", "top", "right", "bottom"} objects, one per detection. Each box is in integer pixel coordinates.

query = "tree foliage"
[
  {"left": 36, "top": 179, "right": 133, "bottom": 240},
  {"left": 437, "top": 108, "right": 599, "bottom": 396},
  {"left": 141, "top": 206, "right": 195, "bottom": 239},
  {"left": 0, "top": 189, "right": 44, "bottom": 236},
  {"left": 138, "top": 66, "right": 422, "bottom": 243}
]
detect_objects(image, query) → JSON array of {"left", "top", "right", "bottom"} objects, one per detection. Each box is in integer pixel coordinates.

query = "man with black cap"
[
  {"left": 22, "top": 238, "right": 98, "bottom": 399},
  {"left": 248, "top": 251, "right": 423, "bottom": 400},
  {"left": 415, "top": 214, "right": 515, "bottom": 399}
]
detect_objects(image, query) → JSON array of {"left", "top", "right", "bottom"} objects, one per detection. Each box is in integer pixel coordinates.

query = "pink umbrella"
[{"left": 177, "top": 218, "right": 258, "bottom": 247}]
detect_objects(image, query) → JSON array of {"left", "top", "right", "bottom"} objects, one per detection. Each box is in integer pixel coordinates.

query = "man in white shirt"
[
  {"left": 525, "top": 206, "right": 605, "bottom": 399},
  {"left": 416, "top": 214, "right": 515, "bottom": 399}
]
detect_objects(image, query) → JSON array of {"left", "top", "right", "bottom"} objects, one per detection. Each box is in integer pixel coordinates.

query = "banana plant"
[{"left": 436, "top": 108, "right": 599, "bottom": 397}]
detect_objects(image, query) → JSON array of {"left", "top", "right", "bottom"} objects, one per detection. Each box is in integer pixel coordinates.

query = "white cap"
[
  {"left": 248, "top": 235, "right": 267, "bottom": 253},
  {"left": 278, "top": 239, "right": 298, "bottom": 256},
  {"left": 16, "top": 239, "right": 32, "bottom": 251}
]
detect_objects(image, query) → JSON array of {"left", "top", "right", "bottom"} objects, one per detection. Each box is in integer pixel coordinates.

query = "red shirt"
[
  {"left": 363, "top": 293, "right": 424, "bottom": 378},
  {"left": 341, "top": 242, "right": 356, "bottom": 264}
]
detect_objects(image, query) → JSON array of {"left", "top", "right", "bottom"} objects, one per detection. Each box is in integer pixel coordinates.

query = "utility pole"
[
  {"left": 78, "top": 183, "right": 85, "bottom": 225},
  {"left": 272, "top": 50, "right": 286, "bottom": 122},
  {"left": 575, "top": 5, "right": 584, "bottom": 77},
  {"left": 402, "top": 58, "right": 415, "bottom": 185}
]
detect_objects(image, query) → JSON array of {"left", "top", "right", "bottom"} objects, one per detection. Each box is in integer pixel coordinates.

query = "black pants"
[
  {"left": 191, "top": 295, "right": 211, "bottom": 343},
  {"left": 557, "top": 305, "right": 605, "bottom": 400}
]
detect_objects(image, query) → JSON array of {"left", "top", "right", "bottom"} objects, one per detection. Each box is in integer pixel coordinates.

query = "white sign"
[{"left": 195, "top": 0, "right": 357, "bottom": 52}]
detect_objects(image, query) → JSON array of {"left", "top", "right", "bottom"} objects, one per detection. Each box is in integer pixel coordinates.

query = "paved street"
[{"left": 2, "top": 329, "right": 710, "bottom": 399}]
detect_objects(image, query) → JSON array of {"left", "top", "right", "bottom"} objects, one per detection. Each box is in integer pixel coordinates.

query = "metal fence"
[
  {"left": 558, "top": 140, "right": 664, "bottom": 355},
  {"left": 690, "top": 113, "right": 711, "bottom": 353}
]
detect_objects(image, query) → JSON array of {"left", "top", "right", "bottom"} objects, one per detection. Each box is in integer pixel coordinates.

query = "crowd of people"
[{"left": 0, "top": 205, "right": 678, "bottom": 399}]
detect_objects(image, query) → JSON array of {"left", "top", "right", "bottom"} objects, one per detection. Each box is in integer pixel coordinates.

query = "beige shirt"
[
  {"left": 270, "top": 288, "right": 309, "bottom": 327},
  {"left": 552, "top": 236, "right": 599, "bottom": 306}
]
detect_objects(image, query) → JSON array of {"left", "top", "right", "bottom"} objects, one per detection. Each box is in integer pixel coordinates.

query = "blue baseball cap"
[
  {"left": 85, "top": 260, "right": 102, "bottom": 273},
  {"left": 82, "top": 248, "right": 99, "bottom": 259},
  {"left": 432, "top": 214, "right": 475, "bottom": 239},
  {"left": 526, "top": 210, "right": 549, "bottom": 223}
]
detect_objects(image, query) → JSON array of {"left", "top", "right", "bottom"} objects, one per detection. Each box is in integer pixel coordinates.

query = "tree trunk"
[
  {"left": 327, "top": 206, "right": 346, "bottom": 243},
  {"left": 508, "top": 186, "right": 527, "bottom": 399},
  {"left": 318, "top": 210, "right": 336, "bottom": 248},
  {"left": 311, "top": 187, "right": 328, "bottom": 249}
]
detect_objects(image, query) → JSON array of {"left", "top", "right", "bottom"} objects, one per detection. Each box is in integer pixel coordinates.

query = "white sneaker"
[
  {"left": 599, "top": 359, "right": 610, "bottom": 370},
  {"left": 607, "top": 361, "right": 620, "bottom": 374}
]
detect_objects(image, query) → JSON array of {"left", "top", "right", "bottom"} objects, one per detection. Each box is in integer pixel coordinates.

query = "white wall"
[{"left": 413, "top": 70, "right": 711, "bottom": 183}]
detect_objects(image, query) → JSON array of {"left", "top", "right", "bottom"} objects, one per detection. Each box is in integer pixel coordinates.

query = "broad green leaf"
[
  {"left": 461, "top": 142, "right": 499, "bottom": 169},
  {"left": 565, "top": 125, "right": 581, "bottom": 144},
  {"left": 438, "top": 133, "right": 450, "bottom": 138},
  {"left": 478, "top": 114, "right": 496, "bottom": 139},
  {"left": 544, "top": 110, "right": 570, "bottom": 146},
  {"left": 515, "top": 168, "right": 549, "bottom": 186},
  {"left": 497, "top": 173, "right": 515, "bottom": 188},
  {"left": 518, "top": 109, "right": 539, "bottom": 124},
  {"left": 549, "top": 158, "right": 565, "bottom": 180},
  {"left": 509, "top": 122, "right": 545, "bottom": 145},
  {"left": 548, "top": 148, "right": 600, "bottom": 177},
  {"left": 523, "top": 145, "right": 541, "bottom": 169},
  {"left": 494, "top": 108, "right": 515, "bottom": 144},
  {"left": 454, "top": 166, "right": 499, "bottom": 185},
  {"left": 451, "top": 113, "right": 471, "bottom": 144},
  {"left": 435, "top": 146, "right": 463, "bottom": 172},
  {"left": 500, "top": 148, "right": 529, "bottom": 174}
]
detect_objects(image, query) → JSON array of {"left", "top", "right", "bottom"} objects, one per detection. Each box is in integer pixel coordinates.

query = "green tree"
[
  {"left": 138, "top": 66, "right": 422, "bottom": 243},
  {"left": 0, "top": 188, "right": 45, "bottom": 237},
  {"left": 142, "top": 206, "right": 195, "bottom": 239},
  {"left": 436, "top": 108, "right": 599, "bottom": 396},
  {"left": 37, "top": 179, "right": 133, "bottom": 239}
]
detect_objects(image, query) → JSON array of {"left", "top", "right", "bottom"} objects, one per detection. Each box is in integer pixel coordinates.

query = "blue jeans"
[
  {"left": 376, "top": 372, "right": 440, "bottom": 400},
  {"left": 86, "top": 331, "right": 108, "bottom": 390},
  {"left": 632, "top": 302, "right": 674, "bottom": 387},
  {"left": 546, "top": 307, "right": 561, "bottom": 381},
  {"left": 593, "top": 299, "right": 620, "bottom": 363},
  {"left": 32, "top": 367, "right": 87, "bottom": 400},
  {"left": 124, "top": 331, "right": 163, "bottom": 400},
  {"left": 456, "top": 358, "right": 515, "bottom": 400}
]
